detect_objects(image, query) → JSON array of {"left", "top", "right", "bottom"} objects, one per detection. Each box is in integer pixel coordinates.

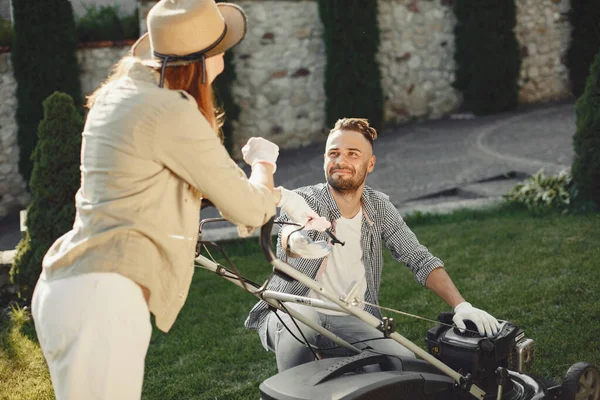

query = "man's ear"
[{"left": 367, "top": 155, "right": 376, "bottom": 173}]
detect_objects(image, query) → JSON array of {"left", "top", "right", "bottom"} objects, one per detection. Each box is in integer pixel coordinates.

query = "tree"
[
  {"left": 453, "top": 0, "right": 521, "bottom": 115},
  {"left": 317, "top": 0, "right": 384, "bottom": 131},
  {"left": 572, "top": 50, "right": 600, "bottom": 209},
  {"left": 11, "top": 0, "right": 82, "bottom": 184},
  {"left": 566, "top": 0, "right": 600, "bottom": 98},
  {"left": 10, "top": 92, "right": 83, "bottom": 301}
]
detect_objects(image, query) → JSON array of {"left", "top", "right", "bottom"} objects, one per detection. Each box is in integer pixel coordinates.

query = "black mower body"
[
  {"left": 259, "top": 350, "right": 555, "bottom": 400},
  {"left": 260, "top": 318, "right": 563, "bottom": 400}
]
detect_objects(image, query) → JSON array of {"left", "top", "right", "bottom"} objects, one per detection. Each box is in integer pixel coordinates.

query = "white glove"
[
  {"left": 288, "top": 230, "right": 332, "bottom": 259},
  {"left": 453, "top": 302, "right": 500, "bottom": 338},
  {"left": 278, "top": 187, "right": 330, "bottom": 230},
  {"left": 242, "top": 137, "right": 279, "bottom": 172}
]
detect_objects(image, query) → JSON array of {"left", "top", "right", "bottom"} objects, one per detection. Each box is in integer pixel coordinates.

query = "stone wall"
[
  {"left": 0, "top": 53, "right": 27, "bottom": 218},
  {"left": 0, "top": 45, "right": 132, "bottom": 218},
  {"left": 0, "top": 0, "right": 576, "bottom": 218},
  {"left": 516, "top": 0, "right": 572, "bottom": 104},
  {"left": 77, "top": 44, "right": 132, "bottom": 96},
  {"left": 378, "top": 0, "right": 459, "bottom": 124},
  {"left": 229, "top": 1, "right": 327, "bottom": 157}
]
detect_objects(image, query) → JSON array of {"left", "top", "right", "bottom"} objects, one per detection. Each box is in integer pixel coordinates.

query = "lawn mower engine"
[{"left": 426, "top": 313, "right": 535, "bottom": 397}]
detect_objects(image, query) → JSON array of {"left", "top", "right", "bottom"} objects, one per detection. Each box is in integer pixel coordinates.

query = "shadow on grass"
[
  {"left": 402, "top": 203, "right": 599, "bottom": 228},
  {"left": 0, "top": 303, "right": 39, "bottom": 363}
]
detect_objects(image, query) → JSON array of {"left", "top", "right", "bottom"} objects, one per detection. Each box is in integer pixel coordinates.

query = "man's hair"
[{"left": 328, "top": 118, "right": 378, "bottom": 146}]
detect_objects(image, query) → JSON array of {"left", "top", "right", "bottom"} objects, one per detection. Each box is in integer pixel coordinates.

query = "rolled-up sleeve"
[
  {"left": 381, "top": 200, "right": 443, "bottom": 286},
  {"left": 153, "top": 98, "right": 276, "bottom": 228}
]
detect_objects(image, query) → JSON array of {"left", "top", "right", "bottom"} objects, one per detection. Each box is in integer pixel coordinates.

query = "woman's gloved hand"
[
  {"left": 277, "top": 187, "right": 330, "bottom": 230},
  {"left": 453, "top": 302, "right": 500, "bottom": 338},
  {"left": 242, "top": 137, "right": 279, "bottom": 172}
]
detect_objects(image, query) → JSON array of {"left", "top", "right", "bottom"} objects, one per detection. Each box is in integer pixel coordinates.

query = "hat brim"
[{"left": 131, "top": 3, "right": 247, "bottom": 68}]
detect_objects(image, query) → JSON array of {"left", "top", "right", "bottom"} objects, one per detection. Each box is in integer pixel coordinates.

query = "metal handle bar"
[{"left": 195, "top": 214, "right": 485, "bottom": 399}]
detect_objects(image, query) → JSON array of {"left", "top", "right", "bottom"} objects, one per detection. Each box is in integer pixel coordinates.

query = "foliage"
[
  {"left": 317, "top": 0, "right": 384, "bottom": 131},
  {"left": 453, "top": 0, "right": 521, "bottom": 115},
  {"left": 0, "top": 305, "right": 53, "bottom": 400},
  {"left": 76, "top": 5, "right": 139, "bottom": 42},
  {"left": 11, "top": 0, "right": 82, "bottom": 184},
  {"left": 503, "top": 169, "right": 575, "bottom": 214},
  {"left": 10, "top": 92, "right": 83, "bottom": 301},
  {"left": 2, "top": 212, "right": 600, "bottom": 398},
  {"left": 572, "top": 49, "right": 600, "bottom": 209},
  {"left": 566, "top": 0, "right": 600, "bottom": 98},
  {"left": 0, "top": 18, "right": 13, "bottom": 47},
  {"left": 120, "top": 7, "right": 140, "bottom": 41},
  {"left": 214, "top": 0, "right": 240, "bottom": 155}
]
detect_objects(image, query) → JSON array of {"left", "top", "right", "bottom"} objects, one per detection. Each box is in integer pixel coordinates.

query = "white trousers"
[{"left": 32, "top": 272, "right": 152, "bottom": 400}]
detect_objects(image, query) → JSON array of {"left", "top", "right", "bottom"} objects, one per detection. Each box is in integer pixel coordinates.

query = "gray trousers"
[{"left": 266, "top": 303, "right": 415, "bottom": 372}]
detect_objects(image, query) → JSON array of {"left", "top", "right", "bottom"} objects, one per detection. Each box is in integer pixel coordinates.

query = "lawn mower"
[{"left": 194, "top": 216, "right": 599, "bottom": 400}]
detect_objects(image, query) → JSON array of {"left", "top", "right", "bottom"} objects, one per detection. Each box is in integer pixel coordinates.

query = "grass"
[
  {"left": 1, "top": 208, "right": 599, "bottom": 399},
  {"left": 0, "top": 305, "right": 53, "bottom": 399}
]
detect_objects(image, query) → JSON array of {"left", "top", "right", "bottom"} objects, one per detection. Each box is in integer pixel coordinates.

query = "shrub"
[
  {"left": 214, "top": 0, "right": 240, "bottom": 155},
  {"left": 317, "top": 0, "right": 383, "bottom": 131},
  {"left": 503, "top": 169, "right": 575, "bottom": 214},
  {"left": 566, "top": 0, "right": 600, "bottom": 98},
  {"left": 11, "top": 0, "right": 82, "bottom": 184},
  {"left": 453, "top": 0, "right": 521, "bottom": 115},
  {"left": 0, "top": 18, "right": 13, "bottom": 47},
  {"left": 120, "top": 7, "right": 140, "bottom": 41},
  {"left": 571, "top": 49, "right": 600, "bottom": 209},
  {"left": 76, "top": 5, "right": 140, "bottom": 42},
  {"left": 77, "top": 5, "right": 124, "bottom": 42},
  {"left": 214, "top": 51, "right": 239, "bottom": 155},
  {"left": 10, "top": 92, "right": 83, "bottom": 301}
]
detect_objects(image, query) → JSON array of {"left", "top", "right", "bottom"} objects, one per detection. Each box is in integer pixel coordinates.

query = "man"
[{"left": 245, "top": 118, "right": 500, "bottom": 372}]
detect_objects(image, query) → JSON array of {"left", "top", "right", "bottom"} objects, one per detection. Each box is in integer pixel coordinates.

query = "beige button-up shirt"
[{"left": 41, "top": 62, "right": 276, "bottom": 332}]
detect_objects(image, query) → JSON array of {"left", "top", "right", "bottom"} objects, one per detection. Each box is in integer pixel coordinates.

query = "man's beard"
[{"left": 327, "top": 166, "right": 368, "bottom": 195}]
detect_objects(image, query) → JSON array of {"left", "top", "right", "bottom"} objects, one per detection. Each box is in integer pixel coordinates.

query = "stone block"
[
  {"left": 0, "top": 250, "right": 15, "bottom": 269},
  {"left": 296, "top": 27, "right": 312, "bottom": 39}
]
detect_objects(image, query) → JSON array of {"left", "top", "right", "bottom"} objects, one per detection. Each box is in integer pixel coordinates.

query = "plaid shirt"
[{"left": 244, "top": 183, "right": 444, "bottom": 350}]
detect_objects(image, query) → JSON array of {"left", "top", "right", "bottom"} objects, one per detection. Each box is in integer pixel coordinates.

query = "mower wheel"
[{"left": 561, "top": 362, "right": 600, "bottom": 400}]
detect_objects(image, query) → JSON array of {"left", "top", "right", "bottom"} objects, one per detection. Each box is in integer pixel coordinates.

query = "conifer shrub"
[
  {"left": 0, "top": 18, "right": 13, "bottom": 47},
  {"left": 214, "top": 0, "right": 241, "bottom": 155},
  {"left": 10, "top": 92, "right": 83, "bottom": 301},
  {"left": 11, "top": 0, "right": 82, "bottom": 184},
  {"left": 566, "top": 0, "right": 600, "bottom": 98},
  {"left": 453, "top": 0, "right": 521, "bottom": 115},
  {"left": 571, "top": 50, "right": 600, "bottom": 209},
  {"left": 213, "top": 50, "right": 239, "bottom": 155},
  {"left": 76, "top": 5, "right": 140, "bottom": 42},
  {"left": 317, "top": 0, "right": 384, "bottom": 130}
]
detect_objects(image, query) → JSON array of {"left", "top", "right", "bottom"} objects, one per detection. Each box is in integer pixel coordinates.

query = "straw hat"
[{"left": 131, "top": 0, "right": 247, "bottom": 68}]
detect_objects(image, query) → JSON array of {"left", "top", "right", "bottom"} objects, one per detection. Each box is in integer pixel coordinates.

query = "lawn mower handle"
[{"left": 259, "top": 216, "right": 276, "bottom": 263}]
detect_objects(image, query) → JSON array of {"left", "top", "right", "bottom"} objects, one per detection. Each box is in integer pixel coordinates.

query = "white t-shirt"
[{"left": 309, "top": 207, "right": 367, "bottom": 315}]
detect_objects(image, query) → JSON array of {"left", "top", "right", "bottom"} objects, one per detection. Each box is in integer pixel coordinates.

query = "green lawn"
[{"left": 1, "top": 209, "right": 599, "bottom": 399}]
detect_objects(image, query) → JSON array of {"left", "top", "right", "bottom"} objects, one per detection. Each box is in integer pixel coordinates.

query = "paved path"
[
  {"left": 0, "top": 100, "right": 576, "bottom": 249},
  {"left": 273, "top": 101, "right": 574, "bottom": 206}
]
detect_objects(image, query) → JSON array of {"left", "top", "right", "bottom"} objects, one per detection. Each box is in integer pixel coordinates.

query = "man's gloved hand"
[
  {"left": 242, "top": 137, "right": 279, "bottom": 172},
  {"left": 287, "top": 230, "right": 332, "bottom": 259},
  {"left": 278, "top": 187, "right": 330, "bottom": 230},
  {"left": 453, "top": 302, "right": 500, "bottom": 338}
]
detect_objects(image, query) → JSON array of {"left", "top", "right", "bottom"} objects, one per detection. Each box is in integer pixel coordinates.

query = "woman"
[{"left": 31, "top": 1, "right": 326, "bottom": 398}]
